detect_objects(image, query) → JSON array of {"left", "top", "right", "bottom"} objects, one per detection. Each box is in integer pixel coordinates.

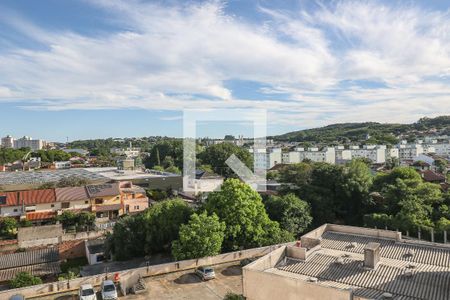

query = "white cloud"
[{"left": 0, "top": 0, "right": 449, "bottom": 129}]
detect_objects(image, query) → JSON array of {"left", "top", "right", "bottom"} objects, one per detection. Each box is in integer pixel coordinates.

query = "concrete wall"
[
  {"left": 243, "top": 245, "right": 351, "bottom": 300},
  {"left": 18, "top": 224, "right": 63, "bottom": 248},
  {"left": 0, "top": 243, "right": 287, "bottom": 299}
]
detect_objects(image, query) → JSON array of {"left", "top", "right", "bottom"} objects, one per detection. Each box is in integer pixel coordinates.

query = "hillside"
[{"left": 273, "top": 116, "right": 450, "bottom": 144}]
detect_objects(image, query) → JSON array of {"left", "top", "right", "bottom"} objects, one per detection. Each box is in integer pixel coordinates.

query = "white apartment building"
[
  {"left": 427, "top": 143, "right": 450, "bottom": 157},
  {"left": 252, "top": 148, "right": 282, "bottom": 170},
  {"left": 386, "top": 148, "right": 399, "bottom": 160},
  {"left": 285, "top": 147, "right": 336, "bottom": 164},
  {"left": 1, "top": 135, "right": 14, "bottom": 148},
  {"left": 397, "top": 143, "right": 424, "bottom": 161},
  {"left": 334, "top": 145, "right": 352, "bottom": 164},
  {"left": 348, "top": 145, "right": 386, "bottom": 164},
  {"left": 110, "top": 147, "right": 141, "bottom": 157},
  {"left": 13, "top": 136, "right": 44, "bottom": 151}
]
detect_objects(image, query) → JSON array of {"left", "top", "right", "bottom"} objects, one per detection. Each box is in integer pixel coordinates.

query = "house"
[
  {"left": 418, "top": 170, "right": 446, "bottom": 184},
  {"left": 185, "top": 170, "right": 224, "bottom": 195},
  {"left": 55, "top": 186, "right": 91, "bottom": 213},
  {"left": 119, "top": 181, "right": 149, "bottom": 214},
  {"left": 85, "top": 239, "right": 106, "bottom": 265},
  {"left": 86, "top": 183, "right": 122, "bottom": 220}
]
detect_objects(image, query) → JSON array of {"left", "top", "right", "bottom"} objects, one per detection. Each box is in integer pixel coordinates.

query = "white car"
[
  {"left": 101, "top": 280, "right": 118, "bottom": 300},
  {"left": 79, "top": 284, "right": 96, "bottom": 300},
  {"left": 195, "top": 266, "right": 216, "bottom": 281}
]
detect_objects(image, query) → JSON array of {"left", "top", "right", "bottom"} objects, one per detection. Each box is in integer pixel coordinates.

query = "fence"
[{"left": 0, "top": 243, "right": 288, "bottom": 299}]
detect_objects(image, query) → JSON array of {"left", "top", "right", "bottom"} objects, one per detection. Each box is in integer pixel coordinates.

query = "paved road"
[{"left": 34, "top": 262, "right": 243, "bottom": 300}]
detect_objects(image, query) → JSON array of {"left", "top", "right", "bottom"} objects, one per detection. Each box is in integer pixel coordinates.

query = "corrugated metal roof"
[
  {"left": 26, "top": 211, "right": 56, "bottom": 221},
  {"left": 0, "top": 248, "right": 59, "bottom": 270},
  {"left": 0, "top": 262, "right": 60, "bottom": 282},
  {"left": 20, "top": 189, "right": 56, "bottom": 205},
  {"left": 275, "top": 231, "right": 450, "bottom": 300},
  {"left": 55, "top": 186, "right": 89, "bottom": 202},
  {"left": 95, "top": 204, "right": 121, "bottom": 212}
]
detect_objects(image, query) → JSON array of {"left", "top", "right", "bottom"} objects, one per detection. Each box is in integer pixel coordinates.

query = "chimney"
[{"left": 364, "top": 242, "right": 380, "bottom": 269}]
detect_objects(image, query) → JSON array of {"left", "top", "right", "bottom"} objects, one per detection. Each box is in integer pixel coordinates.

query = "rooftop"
[{"left": 247, "top": 224, "right": 450, "bottom": 300}]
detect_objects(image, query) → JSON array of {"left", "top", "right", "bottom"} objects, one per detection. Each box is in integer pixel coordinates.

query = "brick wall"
[{"left": 58, "top": 240, "right": 86, "bottom": 260}]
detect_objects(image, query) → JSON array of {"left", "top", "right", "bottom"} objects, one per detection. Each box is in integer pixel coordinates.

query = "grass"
[{"left": 60, "top": 257, "right": 88, "bottom": 274}]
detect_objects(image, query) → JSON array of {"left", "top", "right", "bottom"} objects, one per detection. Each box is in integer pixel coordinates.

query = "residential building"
[
  {"left": 335, "top": 146, "right": 352, "bottom": 164},
  {"left": 429, "top": 143, "right": 450, "bottom": 158},
  {"left": 0, "top": 182, "right": 149, "bottom": 223},
  {"left": 348, "top": 145, "right": 386, "bottom": 163},
  {"left": 110, "top": 146, "right": 141, "bottom": 158},
  {"left": 386, "top": 147, "right": 399, "bottom": 160},
  {"left": 185, "top": 170, "right": 224, "bottom": 195},
  {"left": 1, "top": 135, "right": 14, "bottom": 148},
  {"left": 252, "top": 148, "right": 282, "bottom": 170},
  {"left": 53, "top": 161, "right": 71, "bottom": 169},
  {"left": 13, "top": 136, "right": 45, "bottom": 151},
  {"left": 288, "top": 147, "right": 335, "bottom": 164},
  {"left": 85, "top": 239, "right": 106, "bottom": 265},
  {"left": 243, "top": 224, "right": 450, "bottom": 300},
  {"left": 397, "top": 143, "right": 424, "bottom": 161},
  {"left": 119, "top": 181, "right": 149, "bottom": 214},
  {"left": 86, "top": 183, "right": 122, "bottom": 220}
]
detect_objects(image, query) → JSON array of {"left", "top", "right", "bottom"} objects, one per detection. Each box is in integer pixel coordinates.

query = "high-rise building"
[
  {"left": 13, "top": 136, "right": 44, "bottom": 151},
  {"left": 1, "top": 135, "right": 14, "bottom": 148}
]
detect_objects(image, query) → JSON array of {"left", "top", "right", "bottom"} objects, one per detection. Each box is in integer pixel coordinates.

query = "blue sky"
[{"left": 1, "top": 0, "right": 450, "bottom": 141}]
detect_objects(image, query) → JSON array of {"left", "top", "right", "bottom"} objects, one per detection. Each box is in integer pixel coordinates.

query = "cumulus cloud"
[{"left": 0, "top": 0, "right": 449, "bottom": 128}]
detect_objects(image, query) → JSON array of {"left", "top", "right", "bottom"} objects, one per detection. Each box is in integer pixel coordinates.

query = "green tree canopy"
[
  {"left": 264, "top": 194, "right": 312, "bottom": 237},
  {"left": 198, "top": 143, "right": 253, "bottom": 178},
  {"left": 172, "top": 211, "right": 225, "bottom": 260},
  {"left": 144, "top": 198, "right": 193, "bottom": 253},
  {"left": 0, "top": 217, "right": 18, "bottom": 238},
  {"left": 205, "top": 179, "right": 293, "bottom": 251}
]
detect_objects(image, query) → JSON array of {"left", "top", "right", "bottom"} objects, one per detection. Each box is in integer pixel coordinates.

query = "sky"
[{"left": 0, "top": 0, "right": 450, "bottom": 141}]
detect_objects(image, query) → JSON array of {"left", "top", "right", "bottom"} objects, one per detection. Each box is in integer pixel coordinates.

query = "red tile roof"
[
  {"left": 0, "top": 192, "right": 20, "bottom": 206},
  {"left": 419, "top": 170, "right": 446, "bottom": 183},
  {"left": 26, "top": 211, "right": 56, "bottom": 221},
  {"left": 20, "top": 189, "right": 56, "bottom": 205},
  {"left": 55, "top": 186, "right": 89, "bottom": 202}
]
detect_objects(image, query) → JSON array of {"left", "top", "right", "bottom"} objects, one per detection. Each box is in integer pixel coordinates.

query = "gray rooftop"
[
  {"left": 0, "top": 169, "right": 108, "bottom": 186},
  {"left": 272, "top": 230, "right": 450, "bottom": 300}
]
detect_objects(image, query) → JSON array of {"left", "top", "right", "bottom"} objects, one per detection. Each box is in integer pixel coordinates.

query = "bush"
[
  {"left": 224, "top": 292, "right": 245, "bottom": 300},
  {"left": 10, "top": 272, "right": 42, "bottom": 288}
]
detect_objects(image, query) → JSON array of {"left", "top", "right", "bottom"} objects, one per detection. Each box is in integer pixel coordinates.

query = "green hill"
[{"left": 273, "top": 116, "right": 450, "bottom": 144}]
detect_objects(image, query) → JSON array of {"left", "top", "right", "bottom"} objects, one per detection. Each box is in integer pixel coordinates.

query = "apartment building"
[
  {"left": 0, "top": 135, "right": 14, "bottom": 148},
  {"left": 243, "top": 224, "right": 450, "bottom": 300},
  {"left": 252, "top": 148, "right": 282, "bottom": 170},
  {"left": 397, "top": 143, "right": 424, "bottom": 161},
  {"left": 429, "top": 143, "right": 450, "bottom": 158},
  {"left": 13, "top": 136, "right": 44, "bottom": 151},
  {"left": 348, "top": 145, "right": 386, "bottom": 163},
  {"left": 0, "top": 182, "right": 148, "bottom": 223}
]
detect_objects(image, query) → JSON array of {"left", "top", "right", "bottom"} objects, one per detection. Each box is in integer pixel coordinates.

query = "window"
[
  {"left": 116, "top": 196, "right": 120, "bottom": 200},
  {"left": 85, "top": 200, "right": 89, "bottom": 204},
  {"left": 61, "top": 202, "right": 70, "bottom": 209},
  {"left": 13, "top": 209, "right": 18, "bottom": 212},
  {"left": 0, "top": 196, "right": 6, "bottom": 205},
  {"left": 51, "top": 204, "right": 55, "bottom": 208},
  {"left": 95, "top": 198, "right": 103, "bottom": 204}
]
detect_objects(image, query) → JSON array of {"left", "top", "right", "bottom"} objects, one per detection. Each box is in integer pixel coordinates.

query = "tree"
[
  {"left": 57, "top": 211, "right": 78, "bottom": 228},
  {"left": 106, "top": 214, "right": 148, "bottom": 261},
  {"left": 165, "top": 165, "right": 181, "bottom": 174},
  {"left": 205, "top": 179, "right": 293, "bottom": 251},
  {"left": 278, "top": 163, "right": 313, "bottom": 195},
  {"left": 144, "top": 140, "right": 183, "bottom": 169},
  {"left": 145, "top": 198, "right": 193, "bottom": 253},
  {"left": 10, "top": 272, "right": 42, "bottom": 288},
  {"left": 264, "top": 194, "right": 312, "bottom": 237},
  {"left": 172, "top": 212, "right": 225, "bottom": 260},
  {"left": 0, "top": 217, "right": 18, "bottom": 238},
  {"left": 198, "top": 143, "right": 253, "bottom": 178}
]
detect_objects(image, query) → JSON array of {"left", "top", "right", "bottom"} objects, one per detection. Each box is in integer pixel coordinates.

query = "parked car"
[
  {"left": 9, "top": 295, "right": 25, "bottom": 300},
  {"left": 79, "top": 284, "right": 96, "bottom": 300},
  {"left": 195, "top": 266, "right": 216, "bottom": 281},
  {"left": 101, "top": 280, "right": 118, "bottom": 300}
]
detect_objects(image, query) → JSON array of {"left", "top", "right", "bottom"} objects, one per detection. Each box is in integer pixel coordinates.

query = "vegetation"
[
  {"left": 205, "top": 179, "right": 294, "bottom": 251},
  {"left": 39, "top": 176, "right": 92, "bottom": 189},
  {"left": 0, "top": 217, "right": 18, "bottom": 239},
  {"left": 263, "top": 194, "right": 312, "bottom": 237},
  {"left": 10, "top": 272, "right": 42, "bottom": 288},
  {"left": 56, "top": 211, "right": 95, "bottom": 230},
  {"left": 224, "top": 293, "right": 246, "bottom": 300},
  {"left": 0, "top": 148, "right": 30, "bottom": 164},
  {"left": 172, "top": 212, "right": 226, "bottom": 260},
  {"left": 198, "top": 143, "right": 253, "bottom": 178},
  {"left": 273, "top": 116, "right": 450, "bottom": 143},
  {"left": 144, "top": 140, "right": 183, "bottom": 170}
]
